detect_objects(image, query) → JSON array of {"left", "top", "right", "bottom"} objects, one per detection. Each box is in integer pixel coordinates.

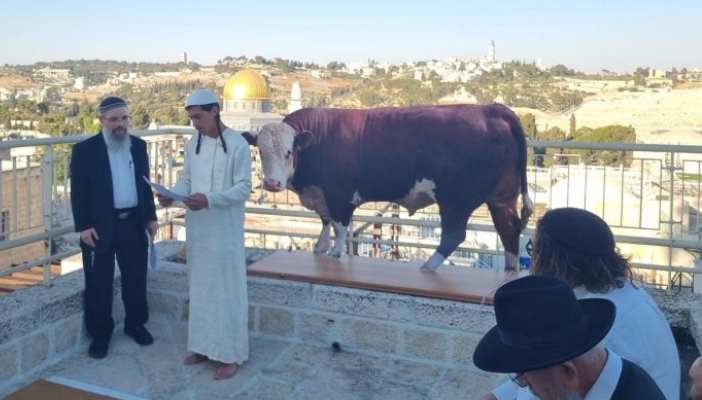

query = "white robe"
[{"left": 171, "top": 128, "right": 252, "bottom": 364}]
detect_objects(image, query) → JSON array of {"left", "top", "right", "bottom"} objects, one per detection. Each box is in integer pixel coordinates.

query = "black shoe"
[
  {"left": 88, "top": 337, "right": 109, "bottom": 359},
  {"left": 124, "top": 325, "right": 154, "bottom": 345}
]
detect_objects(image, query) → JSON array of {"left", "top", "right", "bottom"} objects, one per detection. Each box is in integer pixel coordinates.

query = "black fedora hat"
[{"left": 473, "top": 275, "right": 615, "bottom": 373}]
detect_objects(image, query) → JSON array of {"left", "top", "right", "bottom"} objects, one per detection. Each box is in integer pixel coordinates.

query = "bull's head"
[{"left": 242, "top": 122, "right": 314, "bottom": 192}]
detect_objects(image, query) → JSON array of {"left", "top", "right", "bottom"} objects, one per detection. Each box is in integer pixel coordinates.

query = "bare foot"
[
  {"left": 183, "top": 353, "right": 208, "bottom": 365},
  {"left": 214, "top": 362, "right": 239, "bottom": 380}
]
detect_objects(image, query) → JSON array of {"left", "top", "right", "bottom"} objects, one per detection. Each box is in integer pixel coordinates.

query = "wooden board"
[
  {"left": 247, "top": 250, "right": 521, "bottom": 304},
  {"left": 5, "top": 379, "right": 119, "bottom": 400}
]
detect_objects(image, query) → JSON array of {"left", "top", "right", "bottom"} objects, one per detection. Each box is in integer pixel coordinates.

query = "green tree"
[
  {"left": 77, "top": 113, "right": 99, "bottom": 133},
  {"left": 37, "top": 112, "right": 70, "bottom": 136},
  {"left": 520, "top": 113, "right": 545, "bottom": 167},
  {"left": 540, "top": 127, "right": 569, "bottom": 167},
  {"left": 569, "top": 114, "right": 576, "bottom": 137},
  {"left": 520, "top": 113, "right": 537, "bottom": 139},
  {"left": 550, "top": 64, "right": 573, "bottom": 76},
  {"left": 571, "top": 125, "right": 636, "bottom": 167}
]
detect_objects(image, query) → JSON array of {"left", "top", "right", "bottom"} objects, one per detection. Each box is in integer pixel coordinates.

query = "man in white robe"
[{"left": 157, "top": 89, "right": 252, "bottom": 380}]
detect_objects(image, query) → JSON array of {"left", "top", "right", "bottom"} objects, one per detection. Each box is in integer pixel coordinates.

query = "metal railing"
[{"left": 2, "top": 129, "right": 702, "bottom": 290}]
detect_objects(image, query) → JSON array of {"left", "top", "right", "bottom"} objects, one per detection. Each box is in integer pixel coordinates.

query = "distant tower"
[
  {"left": 288, "top": 81, "right": 302, "bottom": 114},
  {"left": 181, "top": 51, "right": 188, "bottom": 65},
  {"left": 488, "top": 40, "right": 496, "bottom": 63}
]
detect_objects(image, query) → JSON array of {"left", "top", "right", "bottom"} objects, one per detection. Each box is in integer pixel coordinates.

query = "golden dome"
[{"left": 223, "top": 69, "right": 271, "bottom": 100}]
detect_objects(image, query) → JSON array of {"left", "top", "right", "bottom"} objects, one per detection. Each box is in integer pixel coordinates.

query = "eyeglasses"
[
  {"left": 509, "top": 372, "right": 526, "bottom": 387},
  {"left": 105, "top": 115, "right": 131, "bottom": 123},
  {"left": 526, "top": 239, "right": 533, "bottom": 257}
]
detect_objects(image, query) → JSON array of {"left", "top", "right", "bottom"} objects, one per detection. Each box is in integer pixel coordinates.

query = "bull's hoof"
[
  {"left": 502, "top": 269, "right": 522, "bottom": 280},
  {"left": 420, "top": 263, "right": 440, "bottom": 271},
  {"left": 313, "top": 243, "right": 330, "bottom": 254},
  {"left": 327, "top": 250, "right": 342, "bottom": 258},
  {"left": 421, "top": 253, "right": 445, "bottom": 270}
]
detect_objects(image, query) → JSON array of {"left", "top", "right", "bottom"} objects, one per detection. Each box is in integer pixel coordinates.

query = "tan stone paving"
[{"left": 35, "top": 316, "right": 502, "bottom": 400}]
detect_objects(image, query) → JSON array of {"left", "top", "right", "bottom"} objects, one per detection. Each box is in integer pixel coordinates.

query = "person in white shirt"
[
  {"left": 157, "top": 89, "right": 252, "bottom": 380},
  {"left": 473, "top": 275, "right": 666, "bottom": 400},
  {"left": 473, "top": 207, "right": 680, "bottom": 400}
]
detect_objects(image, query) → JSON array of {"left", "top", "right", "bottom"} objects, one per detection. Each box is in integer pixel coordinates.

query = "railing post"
[
  {"left": 666, "top": 150, "right": 677, "bottom": 292},
  {"left": 41, "top": 144, "right": 54, "bottom": 285},
  {"left": 346, "top": 216, "right": 354, "bottom": 256}
]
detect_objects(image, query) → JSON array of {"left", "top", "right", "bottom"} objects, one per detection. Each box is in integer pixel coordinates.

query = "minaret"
[
  {"left": 181, "top": 51, "right": 188, "bottom": 66},
  {"left": 288, "top": 81, "right": 302, "bottom": 114},
  {"left": 488, "top": 40, "right": 496, "bottom": 63}
]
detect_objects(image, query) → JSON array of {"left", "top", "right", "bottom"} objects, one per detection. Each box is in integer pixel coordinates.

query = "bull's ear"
[
  {"left": 295, "top": 130, "right": 315, "bottom": 150},
  {"left": 241, "top": 131, "right": 257, "bottom": 146}
]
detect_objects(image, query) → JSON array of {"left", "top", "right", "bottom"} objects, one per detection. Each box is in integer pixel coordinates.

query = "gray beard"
[{"left": 105, "top": 129, "right": 131, "bottom": 151}]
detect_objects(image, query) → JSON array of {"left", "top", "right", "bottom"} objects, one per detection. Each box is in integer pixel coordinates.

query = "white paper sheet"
[
  {"left": 149, "top": 237, "right": 158, "bottom": 270},
  {"left": 143, "top": 176, "right": 187, "bottom": 202}
]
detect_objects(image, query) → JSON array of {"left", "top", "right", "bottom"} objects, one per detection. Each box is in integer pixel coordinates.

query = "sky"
[{"left": 1, "top": 0, "right": 700, "bottom": 74}]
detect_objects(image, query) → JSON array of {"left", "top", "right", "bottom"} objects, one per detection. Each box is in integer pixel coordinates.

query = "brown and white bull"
[{"left": 242, "top": 104, "right": 534, "bottom": 271}]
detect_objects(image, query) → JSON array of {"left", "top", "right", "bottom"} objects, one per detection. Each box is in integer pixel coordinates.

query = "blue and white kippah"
[{"left": 99, "top": 97, "right": 127, "bottom": 114}]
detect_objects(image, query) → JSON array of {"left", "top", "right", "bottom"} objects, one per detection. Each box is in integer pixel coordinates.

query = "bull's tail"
[
  {"left": 520, "top": 180, "right": 534, "bottom": 230},
  {"left": 506, "top": 106, "right": 534, "bottom": 230}
]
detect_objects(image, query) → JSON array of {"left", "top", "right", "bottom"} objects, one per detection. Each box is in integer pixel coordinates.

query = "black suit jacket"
[
  {"left": 610, "top": 358, "right": 666, "bottom": 399},
  {"left": 70, "top": 133, "right": 157, "bottom": 253}
]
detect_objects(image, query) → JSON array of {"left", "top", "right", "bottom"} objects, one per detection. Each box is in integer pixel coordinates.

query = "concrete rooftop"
[{"left": 33, "top": 316, "right": 501, "bottom": 400}]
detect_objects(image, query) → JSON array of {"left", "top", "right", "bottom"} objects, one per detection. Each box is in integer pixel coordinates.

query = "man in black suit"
[
  {"left": 70, "top": 97, "right": 159, "bottom": 359},
  {"left": 472, "top": 275, "right": 665, "bottom": 400}
]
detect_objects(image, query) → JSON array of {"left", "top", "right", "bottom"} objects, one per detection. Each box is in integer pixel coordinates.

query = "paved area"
[{"left": 34, "top": 315, "right": 503, "bottom": 400}]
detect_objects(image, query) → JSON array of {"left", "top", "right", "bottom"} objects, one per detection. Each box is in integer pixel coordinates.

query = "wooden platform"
[
  {"left": 247, "top": 250, "right": 518, "bottom": 304},
  {"left": 5, "top": 379, "right": 118, "bottom": 400},
  {"left": 0, "top": 265, "right": 62, "bottom": 297}
]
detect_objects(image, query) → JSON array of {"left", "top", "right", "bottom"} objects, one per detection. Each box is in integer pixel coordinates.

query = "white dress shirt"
[
  {"left": 104, "top": 135, "right": 138, "bottom": 209},
  {"left": 583, "top": 349, "right": 621, "bottom": 400}
]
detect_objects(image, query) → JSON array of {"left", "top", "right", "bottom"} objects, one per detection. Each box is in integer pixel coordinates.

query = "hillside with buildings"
[{"left": 1, "top": 42, "right": 700, "bottom": 139}]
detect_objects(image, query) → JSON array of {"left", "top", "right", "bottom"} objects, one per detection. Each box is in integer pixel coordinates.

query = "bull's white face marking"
[
  {"left": 256, "top": 122, "right": 297, "bottom": 191},
  {"left": 396, "top": 179, "right": 437, "bottom": 215}
]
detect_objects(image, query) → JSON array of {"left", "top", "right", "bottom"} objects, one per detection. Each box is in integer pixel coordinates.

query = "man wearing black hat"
[
  {"left": 474, "top": 207, "right": 680, "bottom": 400},
  {"left": 70, "top": 96, "right": 159, "bottom": 359},
  {"left": 473, "top": 275, "right": 665, "bottom": 400}
]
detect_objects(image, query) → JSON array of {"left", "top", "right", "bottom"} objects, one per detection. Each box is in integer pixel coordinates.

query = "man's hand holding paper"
[{"left": 143, "top": 176, "right": 187, "bottom": 203}]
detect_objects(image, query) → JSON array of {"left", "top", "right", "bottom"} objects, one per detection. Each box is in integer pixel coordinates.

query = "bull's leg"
[
  {"left": 421, "top": 205, "right": 473, "bottom": 270},
  {"left": 322, "top": 191, "right": 356, "bottom": 259},
  {"left": 327, "top": 220, "right": 348, "bottom": 258},
  {"left": 487, "top": 201, "right": 522, "bottom": 272},
  {"left": 314, "top": 219, "right": 332, "bottom": 254},
  {"left": 298, "top": 187, "right": 333, "bottom": 254}
]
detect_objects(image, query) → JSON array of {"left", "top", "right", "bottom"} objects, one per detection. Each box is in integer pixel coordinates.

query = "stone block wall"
[
  {"left": 246, "top": 277, "right": 497, "bottom": 367},
  {"left": 1, "top": 240, "right": 701, "bottom": 397},
  {"left": 0, "top": 272, "right": 88, "bottom": 395}
]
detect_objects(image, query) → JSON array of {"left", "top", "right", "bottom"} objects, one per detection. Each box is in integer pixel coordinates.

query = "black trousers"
[{"left": 81, "top": 214, "right": 149, "bottom": 340}]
